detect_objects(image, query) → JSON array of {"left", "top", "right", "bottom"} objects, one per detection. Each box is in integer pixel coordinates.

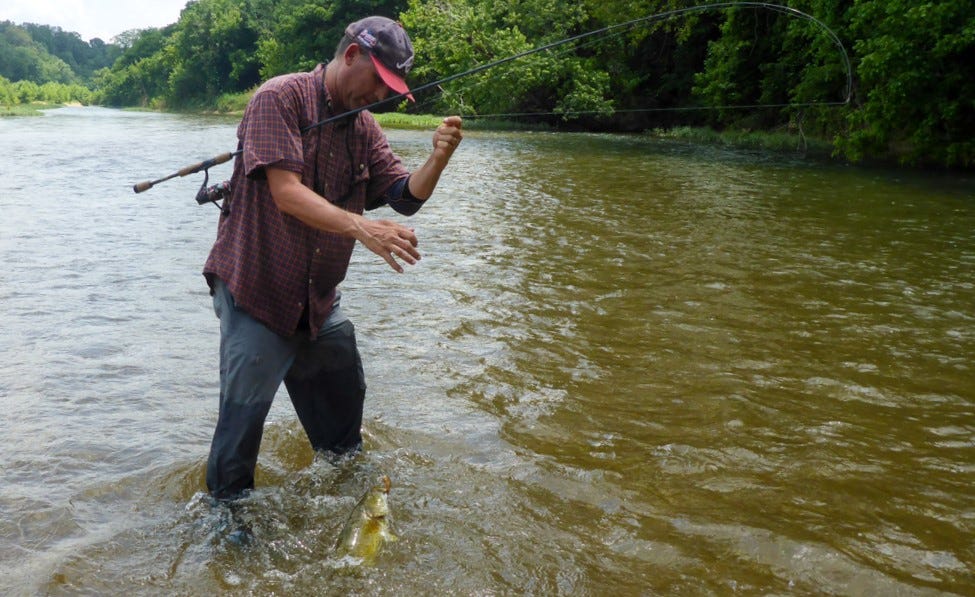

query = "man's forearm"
[
  {"left": 407, "top": 116, "right": 463, "bottom": 200},
  {"left": 266, "top": 167, "right": 362, "bottom": 237},
  {"left": 406, "top": 155, "right": 449, "bottom": 201},
  {"left": 265, "top": 166, "right": 420, "bottom": 272}
]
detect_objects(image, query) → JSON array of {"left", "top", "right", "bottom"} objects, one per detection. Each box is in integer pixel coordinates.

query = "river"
[{"left": 1, "top": 106, "right": 973, "bottom": 595}]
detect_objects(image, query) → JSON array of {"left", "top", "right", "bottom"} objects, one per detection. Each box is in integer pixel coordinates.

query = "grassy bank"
[
  {"left": 3, "top": 96, "right": 836, "bottom": 161},
  {"left": 213, "top": 89, "right": 254, "bottom": 114},
  {"left": 1, "top": 102, "right": 63, "bottom": 117},
  {"left": 197, "top": 96, "right": 552, "bottom": 132},
  {"left": 648, "top": 125, "right": 835, "bottom": 158},
  {"left": 374, "top": 115, "right": 836, "bottom": 160},
  {"left": 374, "top": 112, "right": 553, "bottom": 131},
  {"left": 374, "top": 115, "right": 834, "bottom": 157}
]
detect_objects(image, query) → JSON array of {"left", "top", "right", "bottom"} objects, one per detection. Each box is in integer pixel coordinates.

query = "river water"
[{"left": 1, "top": 106, "right": 973, "bottom": 595}]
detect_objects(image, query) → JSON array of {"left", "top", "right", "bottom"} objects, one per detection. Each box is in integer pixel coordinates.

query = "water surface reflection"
[{"left": 1, "top": 108, "right": 973, "bottom": 594}]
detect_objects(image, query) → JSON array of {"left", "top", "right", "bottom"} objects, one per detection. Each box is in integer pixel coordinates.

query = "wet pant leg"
[
  {"left": 206, "top": 278, "right": 297, "bottom": 501},
  {"left": 284, "top": 302, "right": 366, "bottom": 458}
]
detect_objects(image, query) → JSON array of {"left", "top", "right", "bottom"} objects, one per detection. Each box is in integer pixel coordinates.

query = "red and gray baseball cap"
[{"left": 345, "top": 16, "right": 415, "bottom": 102}]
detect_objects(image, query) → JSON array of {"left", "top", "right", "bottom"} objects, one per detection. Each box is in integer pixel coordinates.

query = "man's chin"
[{"left": 363, "top": 98, "right": 400, "bottom": 113}]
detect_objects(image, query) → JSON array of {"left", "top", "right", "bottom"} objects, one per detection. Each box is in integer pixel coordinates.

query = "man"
[{"left": 202, "top": 16, "right": 463, "bottom": 501}]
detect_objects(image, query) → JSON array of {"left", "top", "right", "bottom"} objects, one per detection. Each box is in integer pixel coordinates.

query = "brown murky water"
[{"left": 1, "top": 107, "right": 973, "bottom": 595}]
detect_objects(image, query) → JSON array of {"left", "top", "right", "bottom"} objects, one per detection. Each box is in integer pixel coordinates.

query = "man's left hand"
[{"left": 432, "top": 116, "right": 463, "bottom": 162}]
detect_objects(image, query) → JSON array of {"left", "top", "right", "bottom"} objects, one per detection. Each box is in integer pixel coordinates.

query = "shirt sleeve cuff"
[{"left": 368, "top": 176, "right": 425, "bottom": 215}]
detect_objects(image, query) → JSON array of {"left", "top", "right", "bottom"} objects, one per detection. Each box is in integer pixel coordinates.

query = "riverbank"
[
  {"left": 372, "top": 113, "right": 835, "bottom": 158},
  {"left": 7, "top": 99, "right": 833, "bottom": 160},
  {"left": 370, "top": 113, "right": 834, "bottom": 160},
  {"left": 194, "top": 89, "right": 830, "bottom": 154},
  {"left": 649, "top": 125, "right": 836, "bottom": 159},
  {"left": 1, "top": 102, "right": 65, "bottom": 117}
]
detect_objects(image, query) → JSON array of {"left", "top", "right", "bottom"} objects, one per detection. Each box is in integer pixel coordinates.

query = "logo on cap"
[
  {"left": 396, "top": 56, "right": 414, "bottom": 71},
  {"left": 356, "top": 31, "right": 378, "bottom": 49}
]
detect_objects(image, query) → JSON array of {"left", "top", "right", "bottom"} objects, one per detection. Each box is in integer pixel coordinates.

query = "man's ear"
[{"left": 343, "top": 43, "right": 361, "bottom": 65}]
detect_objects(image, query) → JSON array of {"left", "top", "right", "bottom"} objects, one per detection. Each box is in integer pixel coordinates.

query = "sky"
[{"left": 4, "top": 0, "right": 189, "bottom": 42}]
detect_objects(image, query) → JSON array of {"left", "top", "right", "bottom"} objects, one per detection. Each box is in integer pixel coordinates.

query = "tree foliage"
[
  {"left": 692, "top": 1, "right": 851, "bottom": 133},
  {"left": 165, "top": 0, "right": 262, "bottom": 107},
  {"left": 0, "top": 21, "right": 120, "bottom": 84},
  {"left": 0, "top": 22, "right": 79, "bottom": 84},
  {"left": 20, "top": 23, "right": 122, "bottom": 80},
  {"left": 838, "top": 0, "right": 975, "bottom": 167},
  {"left": 3, "top": 1, "right": 973, "bottom": 167},
  {"left": 402, "top": 0, "right": 613, "bottom": 122},
  {"left": 254, "top": 0, "right": 406, "bottom": 80},
  {"left": 91, "top": 27, "right": 175, "bottom": 107},
  {"left": 0, "top": 74, "right": 91, "bottom": 106}
]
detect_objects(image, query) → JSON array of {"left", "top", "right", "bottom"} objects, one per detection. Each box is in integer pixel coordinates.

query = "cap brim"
[{"left": 369, "top": 54, "right": 415, "bottom": 102}]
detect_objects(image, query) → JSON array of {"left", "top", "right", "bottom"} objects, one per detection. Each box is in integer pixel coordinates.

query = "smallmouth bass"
[{"left": 335, "top": 475, "right": 397, "bottom": 563}]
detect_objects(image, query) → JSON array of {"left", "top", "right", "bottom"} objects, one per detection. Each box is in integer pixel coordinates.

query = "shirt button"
[
  {"left": 359, "top": 164, "right": 364, "bottom": 170},
  {"left": 297, "top": 302, "right": 303, "bottom": 308},
  {"left": 315, "top": 248, "right": 321, "bottom": 254},
  {"left": 309, "top": 278, "right": 313, "bottom": 284}
]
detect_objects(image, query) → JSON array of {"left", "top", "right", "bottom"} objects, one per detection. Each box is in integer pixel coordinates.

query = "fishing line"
[
  {"left": 450, "top": 100, "right": 850, "bottom": 121},
  {"left": 132, "top": 1, "right": 852, "bottom": 196},
  {"left": 435, "top": 5, "right": 848, "bottom": 120}
]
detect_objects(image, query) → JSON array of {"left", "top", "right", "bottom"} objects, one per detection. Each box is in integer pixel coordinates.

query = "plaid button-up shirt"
[{"left": 204, "top": 63, "right": 416, "bottom": 337}]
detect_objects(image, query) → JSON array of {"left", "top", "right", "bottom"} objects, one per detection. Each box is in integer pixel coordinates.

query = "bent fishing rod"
[{"left": 132, "top": 1, "right": 852, "bottom": 196}]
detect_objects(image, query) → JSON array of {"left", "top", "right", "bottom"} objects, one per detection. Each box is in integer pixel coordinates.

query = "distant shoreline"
[{"left": 4, "top": 102, "right": 836, "bottom": 162}]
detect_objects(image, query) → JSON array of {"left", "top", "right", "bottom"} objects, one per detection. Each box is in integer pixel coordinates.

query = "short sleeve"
[{"left": 238, "top": 89, "right": 306, "bottom": 180}]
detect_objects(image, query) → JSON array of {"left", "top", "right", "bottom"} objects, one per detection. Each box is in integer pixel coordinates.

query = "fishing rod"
[
  {"left": 132, "top": 152, "right": 235, "bottom": 194},
  {"left": 132, "top": 1, "right": 852, "bottom": 197}
]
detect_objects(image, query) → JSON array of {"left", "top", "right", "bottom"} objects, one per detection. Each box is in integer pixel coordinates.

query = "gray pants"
[{"left": 206, "top": 278, "right": 366, "bottom": 500}]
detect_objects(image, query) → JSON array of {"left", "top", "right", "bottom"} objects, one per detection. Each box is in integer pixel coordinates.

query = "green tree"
[
  {"left": 838, "top": 0, "right": 975, "bottom": 167},
  {"left": 0, "top": 74, "right": 16, "bottom": 105},
  {"left": 255, "top": 0, "right": 408, "bottom": 80},
  {"left": 166, "top": 0, "right": 261, "bottom": 107},
  {"left": 402, "top": 0, "right": 613, "bottom": 120},
  {"left": 11, "top": 22, "right": 121, "bottom": 82},
  {"left": 580, "top": 0, "right": 722, "bottom": 130},
  {"left": 254, "top": 0, "right": 342, "bottom": 79},
  {"left": 692, "top": 2, "right": 851, "bottom": 130},
  {"left": 45, "top": 0, "right": 975, "bottom": 168},
  {"left": 92, "top": 27, "right": 176, "bottom": 108},
  {"left": 0, "top": 21, "right": 79, "bottom": 84},
  {"left": 14, "top": 79, "right": 40, "bottom": 102}
]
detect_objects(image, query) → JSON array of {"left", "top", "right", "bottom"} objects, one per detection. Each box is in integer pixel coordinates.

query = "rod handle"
[{"left": 178, "top": 152, "right": 234, "bottom": 177}]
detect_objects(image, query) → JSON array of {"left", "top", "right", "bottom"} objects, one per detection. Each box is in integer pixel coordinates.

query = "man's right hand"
[
  {"left": 266, "top": 167, "right": 420, "bottom": 273},
  {"left": 351, "top": 215, "right": 420, "bottom": 273}
]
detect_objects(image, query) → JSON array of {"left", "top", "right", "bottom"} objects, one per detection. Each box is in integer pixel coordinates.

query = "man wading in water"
[{"left": 202, "top": 16, "right": 463, "bottom": 502}]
